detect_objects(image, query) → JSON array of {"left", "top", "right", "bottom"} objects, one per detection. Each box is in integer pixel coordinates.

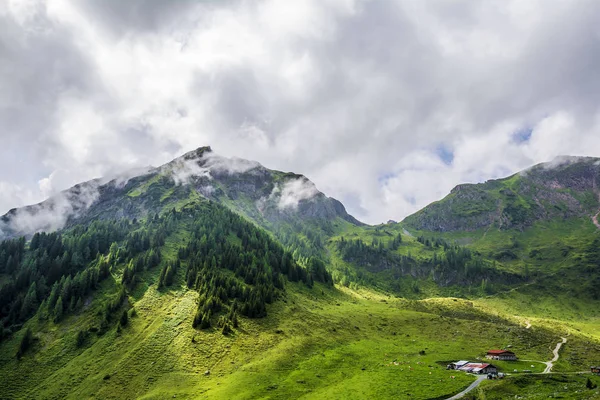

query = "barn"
[
  {"left": 486, "top": 349, "right": 517, "bottom": 361},
  {"left": 458, "top": 363, "right": 498, "bottom": 375}
]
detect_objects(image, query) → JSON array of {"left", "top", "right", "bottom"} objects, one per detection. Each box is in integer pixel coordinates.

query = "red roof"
[{"left": 487, "top": 349, "right": 514, "bottom": 355}]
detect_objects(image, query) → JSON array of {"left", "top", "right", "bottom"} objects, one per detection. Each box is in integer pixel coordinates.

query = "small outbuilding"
[
  {"left": 447, "top": 361, "right": 470, "bottom": 370},
  {"left": 486, "top": 349, "right": 517, "bottom": 361},
  {"left": 592, "top": 366, "right": 600, "bottom": 375}
]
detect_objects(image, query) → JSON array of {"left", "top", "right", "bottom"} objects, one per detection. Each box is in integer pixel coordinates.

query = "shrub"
[
  {"left": 76, "top": 330, "right": 86, "bottom": 347},
  {"left": 587, "top": 377, "right": 597, "bottom": 390}
]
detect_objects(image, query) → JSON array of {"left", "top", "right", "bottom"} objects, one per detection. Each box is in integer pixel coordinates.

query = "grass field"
[
  {"left": 2, "top": 268, "right": 599, "bottom": 400},
  {"left": 2, "top": 211, "right": 600, "bottom": 399},
  {"left": 473, "top": 374, "right": 600, "bottom": 399}
]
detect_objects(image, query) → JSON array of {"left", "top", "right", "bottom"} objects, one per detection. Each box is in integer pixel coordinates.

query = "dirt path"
[
  {"left": 445, "top": 336, "right": 567, "bottom": 399},
  {"left": 593, "top": 210, "right": 600, "bottom": 229},
  {"left": 445, "top": 375, "right": 487, "bottom": 400},
  {"left": 592, "top": 190, "right": 600, "bottom": 228},
  {"left": 543, "top": 337, "right": 567, "bottom": 374}
]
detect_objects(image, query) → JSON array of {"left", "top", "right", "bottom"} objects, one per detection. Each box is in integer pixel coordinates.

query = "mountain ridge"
[
  {"left": 403, "top": 155, "right": 600, "bottom": 232},
  {"left": 0, "top": 146, "right": 362, "bottom": 241},
  {"left": 2, "top": 148, "right": 600, "bottom": 399}
]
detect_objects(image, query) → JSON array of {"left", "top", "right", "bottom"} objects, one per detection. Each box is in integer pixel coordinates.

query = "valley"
[{"left": 1, "top": 149, "right": 600, "bottom": 399}]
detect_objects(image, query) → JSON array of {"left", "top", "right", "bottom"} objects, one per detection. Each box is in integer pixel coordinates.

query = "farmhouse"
[
  {"left": 592, "top": 366, "right": 600, "bottom": 375},
  {"left": 458, "top": 363, "right": 498, "bottom": 375},
  {"left": 486, "top": 349, "right": 517, "bottom": 361}
]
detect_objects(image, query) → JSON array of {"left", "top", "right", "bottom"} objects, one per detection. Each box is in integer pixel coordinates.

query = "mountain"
[
  {"left": 1, "top": 149, "right": 600, "bottom": 400},
  {"left": 403, "top": 156, "right": 600, "bottom": 232},
  {"left": 0, "top": 146, "right": 361, "bottom": 248}
]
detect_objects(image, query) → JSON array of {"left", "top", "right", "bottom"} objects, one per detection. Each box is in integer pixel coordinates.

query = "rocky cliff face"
[{"left": 403, "top": 156, "right": 600, "bottom": 232}]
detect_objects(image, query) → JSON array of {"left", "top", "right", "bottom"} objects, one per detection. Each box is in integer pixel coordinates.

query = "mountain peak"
[
  {"left": 181, "top": 145, "right": 213, "bottom": 161},
  {"left": 0, "top": 145, "right": 362, "bottom": 239}
]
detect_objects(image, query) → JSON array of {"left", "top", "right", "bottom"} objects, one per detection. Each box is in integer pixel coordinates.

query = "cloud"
[
  {"left": 165, "top": 148, "right": 262, "bottom": 186},
  {"left": 2, "top": 0, "right": 600, "bottom": 224},
  {"left": 277, "top": 178, "right": 320, "bottom": 210},
  {"left": 0, "top": 181, "right": 100, "bottom": 239},
  {"left": 167, "top": 158, "right": 211, "bottom": 186},
  {"left": 204, "top": 152, "right": 262, "bottom": 176},
  {"left": 256, "top": 176, "right": 319, "bottom": 214}
]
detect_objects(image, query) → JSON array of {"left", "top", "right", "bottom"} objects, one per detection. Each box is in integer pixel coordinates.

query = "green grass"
[
  {"left": 474, "top": 374, "right": 600, "bottom": 399},
  {"left": 127, "top": 175, "right": 161, "bottom": 197},
  {"left": 4, "top": 181, "right": 600, "bottom": 398},
  {"left": 3, "top": 273, "right": 599, "bottom": 399},
  {"left": 491, "top": 360, "right": 546, "bottom": 373}
]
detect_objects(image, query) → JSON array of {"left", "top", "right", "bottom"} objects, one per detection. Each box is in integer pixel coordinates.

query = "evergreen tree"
[
  {"left": 20, "top": 282, "right": 38, "bottom": 320},
  {"left": 119, "top": 310, "right": 128, "bottom": 327},
  {"left": 53, "top": 296, "right": 64, "bottom": 323},
  {"left": 16, "top": 328, "right": 33, "bottom": 359}
]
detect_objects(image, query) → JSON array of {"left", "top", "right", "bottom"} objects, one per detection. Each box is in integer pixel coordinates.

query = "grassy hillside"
[
  {"left": 403, "top": 157, "right": 600, "bottom": 233},
  {"left": 4, "top": 264, "right": 598, "bottom": 400},
  {"left": 3, "top": 152, "right": 600, "bottom": 399}
]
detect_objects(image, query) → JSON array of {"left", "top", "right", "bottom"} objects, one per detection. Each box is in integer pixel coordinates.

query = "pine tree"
[
  {"left": 20, "top": 282, "right": 38, "bottom": 320},
  {"left": 119, "top": 310, "right": 128, "bottom": 327},
  {"left": 16, "top": 328, "right": 33, "bottom": 359},
  {"left": 54, "top": 296, "right": 64, "bottom": 323},
  {"left": 37, "top": 299, "right": 47, "bottom": 321}
]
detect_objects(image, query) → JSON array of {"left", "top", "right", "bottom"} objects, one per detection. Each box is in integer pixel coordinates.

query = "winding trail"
[
  {"left": 445, "top": 375, "right": 487, "bottom": 400},
  {"left": 543, "top": 337, "right": 567, "bottom": 374}
]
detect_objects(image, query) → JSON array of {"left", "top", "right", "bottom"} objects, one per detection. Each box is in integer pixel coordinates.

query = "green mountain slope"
[
  {"left": 403, "top": 156, "right": 600, "bottom": 233},
  {"left": 2, "top": 150, "right": 600, "bottom": 399}
]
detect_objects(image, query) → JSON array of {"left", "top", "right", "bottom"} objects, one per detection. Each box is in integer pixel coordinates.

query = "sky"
[{"left": 1, "top": 0, "right": 600, "bottom": 224}]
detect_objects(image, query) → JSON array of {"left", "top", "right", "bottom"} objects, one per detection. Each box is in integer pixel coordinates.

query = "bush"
[
  {"left": 221, "top": 323, "right": 232, "bottom": 335},
  {"left": 76, "top": 330, "right": 86, "bottom": 347},
  {"left": 587, "top": 377, "right": 597, "bottom": 390}
]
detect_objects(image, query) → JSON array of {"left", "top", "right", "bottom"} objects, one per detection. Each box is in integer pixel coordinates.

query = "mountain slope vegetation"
[
  {"left": 1, "top": 149, "right": 600, "bottom": 399},
  {"left": 403, "top": 156, "right": 600, "bottom": 233}
]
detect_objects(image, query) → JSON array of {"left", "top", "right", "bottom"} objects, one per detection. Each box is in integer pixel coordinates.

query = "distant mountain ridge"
[{"left": 403, "top": 156, "right": 600, "bottom": 232}]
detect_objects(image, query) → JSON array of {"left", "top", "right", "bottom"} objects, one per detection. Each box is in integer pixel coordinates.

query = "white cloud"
[
  {"left": 278, "top": 178, "right": 319, "bottom": 210},
  {"left": 2, "top": 0, "right": 600, "bottom": 224},
  {"left": 166, "top": 149, "right": 262, "bottom": 186},
  {"left": 0, "top": 181, "right": 100, "bottom": 238}
]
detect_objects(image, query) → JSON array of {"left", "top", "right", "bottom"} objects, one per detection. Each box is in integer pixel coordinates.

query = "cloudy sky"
[{"left": 1, "top": 0, "right": 600, "bottom": 224}]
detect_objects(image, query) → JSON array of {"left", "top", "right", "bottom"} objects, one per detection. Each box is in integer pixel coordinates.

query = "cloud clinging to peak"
[{"left": 2, "top": 0, "right": 600, "bottom": 224}]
